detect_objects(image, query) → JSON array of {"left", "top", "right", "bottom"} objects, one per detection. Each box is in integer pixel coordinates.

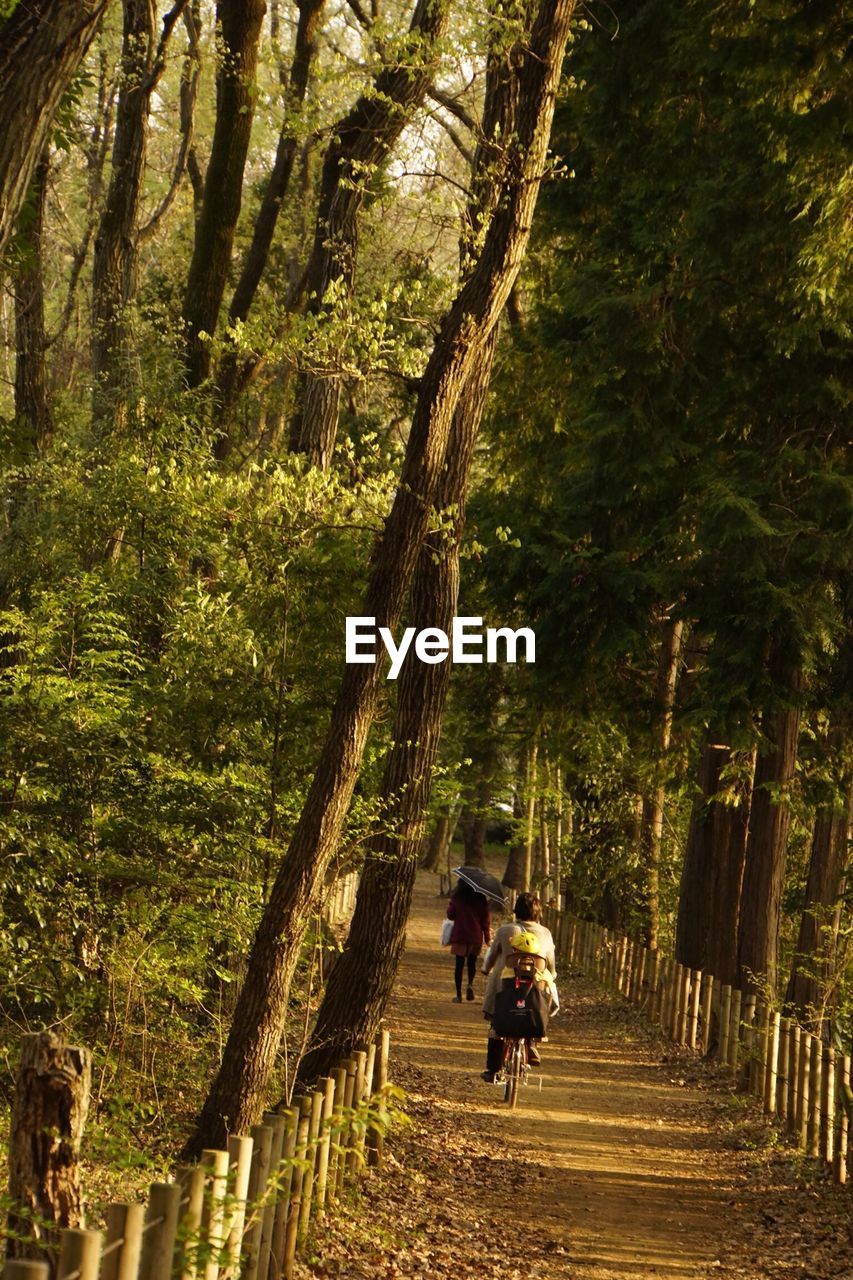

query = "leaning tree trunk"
[
  {"left": 639, "top": 615, "right": 683, "bottom": 948},
  {"left": 182, "top": 0, "right": 577, "bottom": 1156},
  {"left": 0, "top": 0, "right": 110, "bottom": 259},
  {"left": 13, "top": 149, "right": 53, "bottom": 451},
  {"left": 183, "top": 0, "right": 266, "bottom": 388},
  {"left": 287, "top": 0, "right": 450, "bottom": 470},
  {"left": 737, "top": 662, "right": 803, "bottom": 995},
  {"left": 6, "top": 1033, "right": 91, "bottom": 1274},
  {"left": 295, "top": 332, "right": 497, "bottom": 1088},
  {"left": 785, "top": 716, "right": 852, "bottom": 1037},
  {"left": 215, "top": 0, "right": 326, "bottom": 424},
  {"left": 91, "top": 0, "right": 158, "bottom": 427}
]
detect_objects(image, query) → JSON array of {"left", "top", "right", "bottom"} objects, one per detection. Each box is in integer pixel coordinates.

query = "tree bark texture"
[
  {"left": 91, "top": 0, "right": 158, "bottom": 424},
  {"left": 182, "top": 0, "right": 266, "bottom": 388},
  {"left": 182, "top": 0, "right": 576, "bottom": 1155},
  {"left": 675, "top": 739, "right": 752, "bottom": 983},
  {"left": 287, "top": 0, "right": 450, "bottom": 469},
  {"left": 737, "top": 664, "right": 803, "bottom": 995},
  {"left": 215, "top": 0, "right": 325, "bottom": 425},
  {"left": 13, "top": 150, "right": 53, "bottom": 449},
  {"left": 785, "top": 717, "right": 851, "bottom": 1036},
  {"left": 639, "top": 616, "right": 683, "bottom": 948},
  {"left": 6, "top": 1032, "right": 91, "bottom": 1272},
  {"left": 0, "top": 0, "right": 110, "bottom": 259},
  {"left": 295, "top": 332, "right": 497, "bottom": 1088}
]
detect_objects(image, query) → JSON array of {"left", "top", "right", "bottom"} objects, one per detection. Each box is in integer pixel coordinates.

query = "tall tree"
[
  {"left": 92, "top": 0, "right": 185, "bottom": 424},
  {"left": 639, "top": 615, "right": 683, "bottom": 948},
  {"left": 182, "top": 0, "right": 577, "bottom": 1155},
  {"left": 0, "top": 0, "right": 111, "bottom": 258},
  {"left": 183, "top": 0, "right": 266, "bottom": 387},
  {"left": 286, "top": 0, "right": 450, "bottom": 470},
  {"left": 214, "top": 0, "right": 326, "bottom": 421},
  {"left": 13, "top": 149, "right": 53, "bottom": 449},
  {"left": 737, "top": 656, "right": 803, "bottom": 995}
]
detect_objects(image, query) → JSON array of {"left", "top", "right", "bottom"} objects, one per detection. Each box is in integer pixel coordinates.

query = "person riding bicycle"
[{"left": 481, "top": 929, "right": 559, "bottom": 1082}]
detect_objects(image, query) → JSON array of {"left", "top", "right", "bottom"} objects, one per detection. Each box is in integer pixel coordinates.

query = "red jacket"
[{"left": 446, "top": 894, "right": 491, "bottom": 949}]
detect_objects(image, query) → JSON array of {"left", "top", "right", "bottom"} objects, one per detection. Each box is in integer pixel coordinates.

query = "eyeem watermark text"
[{"left": 346, "top": 616, "right": 535, "bottom": 680}]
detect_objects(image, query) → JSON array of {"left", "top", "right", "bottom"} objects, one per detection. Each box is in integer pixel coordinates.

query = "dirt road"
[
  {"left": 298, "top": 869, "right": 852, "bottom": 1280},
  {"left": 384, "top": 871, "right": 739, "bottom": 1278}
]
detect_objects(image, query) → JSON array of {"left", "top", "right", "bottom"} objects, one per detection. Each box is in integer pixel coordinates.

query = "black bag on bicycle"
[{"left": 491, "top": 977, "right": 550, "bottom": 1039}]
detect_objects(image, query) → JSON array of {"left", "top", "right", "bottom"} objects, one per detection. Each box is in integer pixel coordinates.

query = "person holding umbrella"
[{"left": 445, "top": 869, "right": 496, "bottom": 1002}]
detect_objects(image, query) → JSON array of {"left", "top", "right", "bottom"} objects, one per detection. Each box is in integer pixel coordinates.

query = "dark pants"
[{"left": 454, "top": 953, "right": 477, "bottom": 997}]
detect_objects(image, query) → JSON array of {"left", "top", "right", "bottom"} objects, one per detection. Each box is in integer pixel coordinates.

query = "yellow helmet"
[{"left": 510, "top": 930, "right": 545, "bottom": 958}]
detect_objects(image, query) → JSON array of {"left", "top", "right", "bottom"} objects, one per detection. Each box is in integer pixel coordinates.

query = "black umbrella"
[{"left": 452, "top": 865, "right": 506, "bottom": 907}]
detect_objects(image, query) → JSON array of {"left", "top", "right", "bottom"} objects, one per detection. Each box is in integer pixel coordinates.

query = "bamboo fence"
[
  {"left": 4, "top": 1029, "right": 392, "bottom": 1280},
  {"left": 543, "top": 910, "right": 853, "bottom": 1187}
]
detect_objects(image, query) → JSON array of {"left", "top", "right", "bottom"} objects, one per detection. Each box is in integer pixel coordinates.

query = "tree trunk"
[
  {"left": 215, "top": 0, "right": 326, "bottom": 423},
  {"left": 0, "top": 0, "right": 110, "bottom": 259},
  {"left": 6, "top": 1033, "right": 91, "bottom": 1273},
  {"left": 422, "top": 811, "right": 450, "bottom": 871},
  {"left": 181, "top": 0, "right": 577, "bottom": 1155},
  {"left": 91, "top": 0, "right": 158, "bottom": 426},
  {"left": 737, "top": 664, "right": 803, "bottom": 995},
  {"left": 523, "top": 737, "right": 539, "bottom": 892},
  {"left": 639, "top": 616, "right": 683, "bottom": 947},
  {"left": 785, "top": 717, "right": 851, "bottom": 1036},
  {"left": 182, "top": 0, "right": 266, "bottom": 388},
  {"left": 295, "top": 331, "right": 496, "bottom": 1088},
  {"left": 13, "top": 149, "right": 52, "bottom": 450},
  {"left": 675, "top": 739, "right": 753, "bottom": 983},
  {"left": 287, "top": 0, "right": 450, "bottom": 469}
]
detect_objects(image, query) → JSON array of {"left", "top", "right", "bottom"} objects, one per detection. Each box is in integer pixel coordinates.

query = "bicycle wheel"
[{"left": 504, "top": 1039, "right": 524, "bottom": 1109}]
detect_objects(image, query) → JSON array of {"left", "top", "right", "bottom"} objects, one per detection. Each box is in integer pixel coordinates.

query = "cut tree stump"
[{"left": 6, "top": 1032, "right": 92, "bottom": 1274}]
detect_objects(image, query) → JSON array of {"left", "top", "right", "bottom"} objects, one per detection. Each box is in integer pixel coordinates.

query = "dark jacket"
[{"left": 446, "top": 894, "right": 491, "bottom": 950}]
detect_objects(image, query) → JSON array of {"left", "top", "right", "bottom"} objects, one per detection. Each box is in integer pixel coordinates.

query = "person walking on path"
[
  {"left": 446, "top": 878, "right": 491, "bottom": 1002},
  {"left": 480, "top": 892, "right": 556, "bottom": 1076}
]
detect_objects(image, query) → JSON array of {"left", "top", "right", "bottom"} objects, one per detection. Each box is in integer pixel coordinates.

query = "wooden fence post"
[
  {"left": 176, "top": 1166, "right": 205, "bottom": 1280},
  {"left": 727, "top": 989, "right": 742, "bottom": 1071},
  {"left": 718, "top": 985, "right": 732, "bottom": 1065},
  {"left": 822, "top": 1046, "right": 835, "bottom": 1167},
  {"left": 776, "top": 1018, "right": 790, "bottom": 1121},
  {"left": 764, "top": 1012, "right": 780, "bottom": 1116},
  {"left": 297, "top": 1090, "right": 325, "bottom": 1244},
  {"left": 789, "top": 1023, "right": 802, "bottom": 1135},
  {"left": 139, "top": 1184, "right": 181, "bottom": 1280},
  {"left": 283, "top": 1098, "right": 311, "bottom": 1280},
  {"left": 56, "top": 1230, "right": 101, "bottom": 1280},
  {"left": 270, "top": 1109, "right": 297, "bottom": 1280},
  {"left": 201, "top": 1150, "right": 231, "bottom": 1280},
  {"left": 687, "top": 970, "right": 702, "bottom": 1050},
  {"left": 699, "top": 973, "right": 714, "bottom": 1055},
  {"left": 315, "top": 1076, "right": 337, "bottom": 1215},
  {"left": 258, "top": 1115, "right": 286, "bottom": 1280},
  {"left": 223, "top": 1136, "right": 253, "bottom": 1279},
  {"left": 336, "top": 1060, "right": 357, "bottom": 1197},
  {"left": 367, "top": 1029, "right": 390, "bottom": 1169},
  {"left": 676, "top": 966, "right": 691, "bottom": 1044},
  {"left": 646, "top": 950, "right": 659, "bottom": 1017},
  {"left": 103, "top": 1203, "right": 144, "bottom": 1280},
  {"left": 241, "top": 1127, "right": 272, "bottom": 1280},
  {"left": 739, "top": 995, "right": 756, "bottom": 1090},
  {"left": 835, "top": 1054, "right": 850, "bottom": 1184},
  {"left": 808, "top": 1036, "right": 822, "bottom": 1158},
  {"left": 328, "top": 1066, "right": 347, "bottom": 1197},
  {"left": 4, "top": 1264, "right": 50, "bottom": 1280},
  {"left": 797, "top": 1028, "right": 810, "bottom": 1147}
]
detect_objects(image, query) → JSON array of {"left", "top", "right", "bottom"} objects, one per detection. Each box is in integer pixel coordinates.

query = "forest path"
[{"left": 384, "top": 868, "right": 742, "bottom": 1280}]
